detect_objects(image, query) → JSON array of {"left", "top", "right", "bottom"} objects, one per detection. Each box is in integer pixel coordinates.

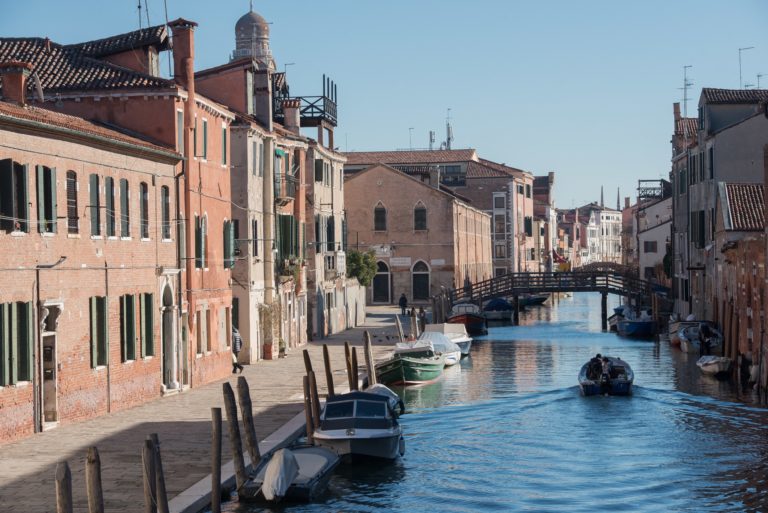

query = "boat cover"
[
  {"left": 403, "top": 332, "right": 461, "bottom": 355},
  {"left": 483, "top": 298, "right": 513, "bottom": 311},
  {"left": 261, "top": 448, "right": 299, "bottom": 501}
]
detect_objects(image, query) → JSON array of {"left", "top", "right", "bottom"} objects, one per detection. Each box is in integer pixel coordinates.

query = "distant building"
[
  {"left": 344, "top": 164, "right": 492, "bottom": 304},
  {"left": 636, "top": 181, "right": 672, "bottom": 283}
]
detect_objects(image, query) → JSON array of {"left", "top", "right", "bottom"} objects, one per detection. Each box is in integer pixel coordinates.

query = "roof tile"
[
  {"left": 343, "top": 149, "right": 478, "bottom": 165},
  {"left": 701, "top": 88, "right": 768, "bottom": 104},
  {"left": 725, "top": 183, "right": 764, "bottom": 231},
  {"left": 65, "top": 25, "right": 169, "bottom": 58}
]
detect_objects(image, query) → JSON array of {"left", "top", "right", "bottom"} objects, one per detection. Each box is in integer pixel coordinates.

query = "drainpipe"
[{"left": 104, "top": 261, "right": 110, "bottom": 412}]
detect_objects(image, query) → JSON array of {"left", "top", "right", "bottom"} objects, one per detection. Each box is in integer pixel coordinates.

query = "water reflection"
[{"left": 228, "top": 293, "right": 768, "bottom": 513}]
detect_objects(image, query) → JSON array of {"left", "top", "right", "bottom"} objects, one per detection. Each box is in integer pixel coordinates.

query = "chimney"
[
  {"left": 282, "top": 98, "right": 301, "bottom": 135},
  {"left": 624, "top": 197, "right": 630, "bottom": 209},
  {"left": 0, "top": 61, "right": 33, "bottom": 105},
  {"left": 168, "top": 18, "right": 198, "bottom": 92},
  {"left": 254, "top": 69, "right": 273, "bottom": 131},
  {"left": 428, "top": 165, "right": 441, "bottom": 189},
  {"left": 673, "top": 102, "right": 680, "bottom": 121}
]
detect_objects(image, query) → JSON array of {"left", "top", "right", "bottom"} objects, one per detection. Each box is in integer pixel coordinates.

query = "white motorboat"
[
  {"left": 424, "top": 323, "right": 473, "bottom": 357},
  {"left": 696, "top": 355, "right": 732, "bottom": 375},
  {"left": 365, "top": 383, "right": 405, "bottom": 417},
  {"left": 313, "top": 391, "right": 405, "bottom": 460}
]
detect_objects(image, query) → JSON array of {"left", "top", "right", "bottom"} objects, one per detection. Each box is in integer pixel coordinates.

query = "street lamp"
[{"left": 739, "top": 47, "right": 754, "bottom": 89}]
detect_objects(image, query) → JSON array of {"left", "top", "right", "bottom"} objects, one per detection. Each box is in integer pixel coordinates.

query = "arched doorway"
[
  {"left": 161, "top": 284, "right": 177, "bottom": 390},
  {"left": 373, "top": 261, "right": 391, "bottom": 303},
  {"left": 412, "top": 261, "right": 430, "bottom": 300}
]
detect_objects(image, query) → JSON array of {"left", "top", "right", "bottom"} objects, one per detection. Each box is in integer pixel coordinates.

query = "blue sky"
[{"left": 2, "top": 1, "right": 767, "bottom": 208}]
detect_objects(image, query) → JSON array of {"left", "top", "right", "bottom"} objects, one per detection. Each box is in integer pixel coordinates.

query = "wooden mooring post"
[
  {"left": 55, "top": 461, "right": 73, "bottom": 513},
  {"left": 222, "top": 382, "right": 248, "bottom": 492},
  {"left": 85, "top": 447, "right": 104, "bottom": 513},
  {"left": 344, "top": 341, "right": 354, "bottom": 390},
  {"left": 236, "top": 376, "right": 261, "bottom": 467},
  {"left": 513, "top": 295, "right": 520, "bottom": 326},
  {"left": 322, "top": 344, "right": 335, "bottom": 397},
  {"left": 394, "top": 315, "right": 405, "bottom": 343},
  {"left": 211, "top": 407, "right": 222, "bottom": 513},
  {"left": 142, "top": 439, "right": 157, "bottom": 513},
  {"left": 351, "top": 347, "right": 359, "bottom": 391},
  {"left": 303, "top": 375, "right": 314, "bottom": 444},
  {"left": 309, "top": 370, "right": 322, "bottom": 429},
  {"left": 303, "top": 349, "right": 314, "bottom": 375},
  {"left": 364, "top": 331, "right": 377, "bottom": 387},
  {"left": 601, "top": 292, "right": 608, "bottom": 331}
]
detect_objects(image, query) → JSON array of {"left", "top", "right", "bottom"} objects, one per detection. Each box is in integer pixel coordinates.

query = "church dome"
[{"left": 235, "top": 10, "right": 269, "bottom": 37}]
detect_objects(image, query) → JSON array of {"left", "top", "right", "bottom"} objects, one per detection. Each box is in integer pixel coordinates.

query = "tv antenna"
[
  {"left": 757, "top": 73, "right": 764, "bottom": 89},
  {"left": 444, "top": 108, "right": 454, "bottom": 150},
  {"left": 739, "top": 46, "right": 754, "bottom": 89},
  {"left": 681, "top": 65, "right": 693, "bottom": 120}
]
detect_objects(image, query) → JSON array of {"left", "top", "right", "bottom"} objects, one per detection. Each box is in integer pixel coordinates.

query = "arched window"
[
  {"left": 374, "top": 203, "right": 387, "bottom": 231},
  {"left": 414, "top": 203, "right": 427, "bottom": 230},
  {"left": 66, "top": 171, "right": 78, "bottom": 234},
  {"left": 412, "top": 261, "right": 430, "bottom": 300}
]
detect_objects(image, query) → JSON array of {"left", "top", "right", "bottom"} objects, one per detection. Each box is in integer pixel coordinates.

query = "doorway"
[
  {"left": 161, "top": 285, "right": 178, "bottom": 390},
  {"left": 373, "top": 261, "right": 391, "bottom": 303}
]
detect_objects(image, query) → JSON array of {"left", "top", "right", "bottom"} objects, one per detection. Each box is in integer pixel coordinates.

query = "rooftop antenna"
[
  {"left": 682, "top": 65, "right": 693, "bottom": 120},
  {"left": 758, "top": 73, "right": 764, "bottom": 89},
  {"left": 409, "top": 127, "right": 414, "bottom": 150},
  {"left": 137, "top": 1, "right": 142, "bottom": 29},
  {"left": 445, "top": 108, "right": 453, "bottom": 150},
  {"left": 143, "top": 0, "right": 151, "bottom": 28},
  {"left": 250, "top": 0, "right": 253, "bottom": 11},
  {"left": 429, "top": 130, "right": 436, "bottom": 151},
  {"left": 739, "top": 46, "right": 754, "bottom": 89}
]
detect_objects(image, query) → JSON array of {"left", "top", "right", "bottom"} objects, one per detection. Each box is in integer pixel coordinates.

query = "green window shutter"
[
  {"left": 222, "top": 127, "right": 227, "bottom": 166},
  {"left": 275, "top": 215, "right": 282, "bottom": 263},
  {"left": 105, "top": 177, "right": 114, "bottom": 236},
  {"left": 194, "top": 216, "right": 201, "bottom": 268},
  {"left": 36, "top": 165, "right": 45, "bottom": 233},
  {"left": 90, "top": 297, "right": 98, "bottom": 368},
  {"left": 140, "top": 294, "right": 146, "bottom": 358},
  {"left": 89, "top": 175, "right": 99, "bottom": 235},
  {"left": 120, "top": 295, "right": 126, "bottom": 361},
  {"left": 20, "top": 165, "right": 29, "bottom": 233},
  {"left": 24, "top": 302, "right": 33, "bottom": 381},
  {"left": 127, "top": 295, "right": 136, "bottom": 361},
  {"left": 227, "top": 221, "right": 235, "bottom": 268},
  {"left": 314, "top": 159, "right": 323, "bottom": 181},
  {"left": 223, "top": 221, "right": 231, "bottom": 268},
  {"left": 302, "top": 223, "right": 306, "bottom": 260},
  {"left": 0, "top": 303, "right": 8, "bottom": 385},
  {"left": 9, "top": 302, "right": 18, "bottom": 384},
  {"left": 50, "top": 168, "right": 57, "bottom": 233},
  {"left": 145, "top": 294, "right": 153, "bottom": 356},
  {"left": 100, "top": 297, "right": 109, "bottom": 366},
  {"left": 0, "top": 159, "right": 12, "bottom": 232},
  {"left": 201, "top": 218, "right": 207, "bottom": 268}
]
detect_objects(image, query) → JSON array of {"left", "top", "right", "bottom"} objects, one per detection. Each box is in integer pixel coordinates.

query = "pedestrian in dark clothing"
[
  {"left": 398, "top": 293, "right": 408, "bottom": 316},
  {"left": 699, "top": 323, "right": 712, "bottom": 357},
  {"left": 418, "top": 306, "right": 427, "bottom": 332},
  {"left": 232, "top": 327, "right": 244, "bottom": 374}
]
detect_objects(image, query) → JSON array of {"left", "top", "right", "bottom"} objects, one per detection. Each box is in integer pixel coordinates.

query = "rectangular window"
[
  {"left": 525, "top": 184, "right": 532, "bottom": 198},
  {"left": 140, "top": 182, "right": 149, "bottom": 239},
  {"left": 120, "top": 178, "right": 130, "bottom": 237},
  {"left": 315, "top": 159, "right": 323, "bottom": 182},
  {"left": 0, "top": 302, "right": 34, "bottom": 385},
  {"left": 414, "top": 207, "right": 427, "bottom": 230},
  {"left": 708, "top": 147, "right": 714, "bottom": 179},
  {"left": 177, "top": 110, "right": 184, "bottom": 156},
  {"left": 105, "top": 177, "right": 115, "bottom": 237},
  {"left": 440, "top": 165, "right": 465, "bottom": 186},
  {"left": 252, "top": 219, "right": 259, "bottom": 257},
  {"left": 161, "top": 186, "right": 171, "bottom": 239},
  {"left": 0, "top": 159, "right": 29, "bottom": 233},
  {"left": 196, "top": 309, "right": 205, "bottom": 355},
  {"left": 66, "top": 171, "right": 78, "bottom": 234},
  {"left": 643, "top": 240, "right": 658, "bottom": 253},
  {"left": 221, "top": 125, "right": 227, "bottom": 166},
  {"left": 120, "top": 294, "right": 136, "bottom": 362},
  {"left": 517, "top": 184, "right": 524, "bottom": 195},
  {"left": 678, "top": 170, "right": 686, "bottom": 195},
  {"left": 89, "top": 296, "right": 108, "bottom": 368},
  {"left": 493, "top": 194, "right": 505, "bottom": 209},
  {"left": 193, "top": 117, "right": 198, "bottom": 157},
  {"left": 36, "top": 165, "right": 57, "bottom": 234},
  {"left": 374, "top": 207, "right": 387, "bottom": 231},
  {"left": 206, "top": 309, "right": 212, "bottom": 352},
  {"left": 698, "top": 210, "right": 705, "bottom": 248},
  {"left": 140, "top": 293, "right": 154, "bottom": 357},
  {"left": 524, "top": 216, "right": 533, "bottom": 237},
  {"left": 494, "top": 243, "right": 506, "bottom": 258},
  {"left": 195, "top": 215, "right": 207, "bottom": 269},
  {"left": 327, "top": 216, "right": 335, "bottom": 252},
  {"left": 494, "top": 214, "right": 505, "bottom": 234},
  {"left": 202, "top": 119, "right": 208, "bottom": 160}
]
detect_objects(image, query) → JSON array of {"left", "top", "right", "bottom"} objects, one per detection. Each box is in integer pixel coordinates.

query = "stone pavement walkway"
[{"left": 0, "top": 306, "right": 406, "bottom": 513}]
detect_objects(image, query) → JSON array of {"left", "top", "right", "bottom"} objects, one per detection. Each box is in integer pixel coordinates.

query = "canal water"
[{"left": 225, "top": 292, "right": 768, "bottom": 513}]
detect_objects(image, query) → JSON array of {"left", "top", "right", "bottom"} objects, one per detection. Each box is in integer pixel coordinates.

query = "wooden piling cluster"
[{"left": 55, "top": 437, "right": 170, "bottom": 513}]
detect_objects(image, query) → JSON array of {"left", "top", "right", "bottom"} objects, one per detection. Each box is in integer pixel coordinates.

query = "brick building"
[
  {"left": 344, "top": 164, "right": 492, "bottom": 305},
  {"left": 0, "top": 65, "right": 181, "bottom": 443}
]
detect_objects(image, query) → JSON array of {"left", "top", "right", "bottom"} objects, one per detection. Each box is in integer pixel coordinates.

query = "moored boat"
[
  {"left": 424, "top": 323, "right": 472, "bottom": 356},
  {"left": 240, "top": 445, "right": 340, "bottom": 503},
  {"left": 400, "top": 332, "right": 462, "bottom": 366},
  {"left": 668, "top": 317, "right": 700, "bottom": 346},
  {"left": 375, "top": 350, "right": 444, "bottom": 386},
  {"left": 616, "top": 319, "right": 655, "bottom": 338},
  {"left": 696, "top": 355, "right": 732, "bottom": 376},
  {"left": 447, "top": 302, "right": 487, "bottom": 336},
  {"left": 578, "top": 356, "right": 634, "bottom": 396},
  {"left": 518, "top": 293, "right": 549, "bottom": 307},
  {"left": 312, "top": 391, "right": 405, "bottom": 460},
  {"left": 679, "top": 323, "right": 723, "bottom": 354},
  {"left": 482, "top": 297, "right": 513, "bottom": 321}
]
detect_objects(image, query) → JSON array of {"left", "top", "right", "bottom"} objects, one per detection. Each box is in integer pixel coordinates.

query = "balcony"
[
  {"left": 273, "top": 74, "right": 338, "bottom": 128},
  {"left": 274, "top": 173, "right": 297, "bottom": 206}
]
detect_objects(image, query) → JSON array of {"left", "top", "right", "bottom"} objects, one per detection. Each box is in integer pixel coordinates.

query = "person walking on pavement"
[
  {"left": 418, "top": 306, "right": 427, "bottom": 332},
  {"left": 399, "top": 293, "right": 408, "bottom": 316},
  {"left": 231, "top": 326, "right": 244, "bottom": 374}
]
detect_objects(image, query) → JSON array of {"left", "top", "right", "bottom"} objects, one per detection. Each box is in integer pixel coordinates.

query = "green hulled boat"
[{"left": 375, "top": 348, "right": 444, "bottom": 386}]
